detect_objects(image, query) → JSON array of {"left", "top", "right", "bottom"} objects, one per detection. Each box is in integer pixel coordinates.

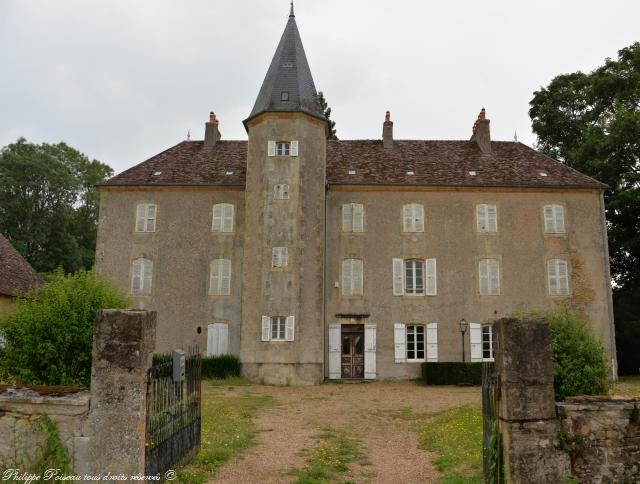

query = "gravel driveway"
[{"left": 211, "top": 381, "right": 480, "bottom": 484}]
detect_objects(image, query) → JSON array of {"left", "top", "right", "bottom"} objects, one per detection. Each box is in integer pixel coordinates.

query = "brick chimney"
[
  {"left": 470, "top": 108, "right": 491, "bottom": 154},
  {"left": 383, "top": 110, "right": 393, "bottom": 149},
  {"left": 204, "top": 111, "right": 221, "bottom": 149}
]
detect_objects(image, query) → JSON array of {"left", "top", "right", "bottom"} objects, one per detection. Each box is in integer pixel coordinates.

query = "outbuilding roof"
[
  {"left": 0, "top": 233, "right": 43, "bottom": 297},
  {"left": 102, "top": 139, "right": 606, "bottom": 190}
]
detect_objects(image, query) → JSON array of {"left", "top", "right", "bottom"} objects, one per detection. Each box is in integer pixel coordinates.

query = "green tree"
[
  {"left": 318, "top": 91, "right": 338, "bottom": 139},
  {"left": 0, "top": 270, "right": 129, "bottom": 387},
  {"left": 529, "top": 42, "right": 640, "bottom": 375},
  {"left": 0, "top": 138, "right": 113, "bottom": 273}
]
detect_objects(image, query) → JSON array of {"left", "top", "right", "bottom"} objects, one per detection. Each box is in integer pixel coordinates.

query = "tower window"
[
  {"left": 276, "top": 142, "right": 291, "bottom": 156},
  {"left": 281, "top": 91, "right": 289, "bottom": 101}
]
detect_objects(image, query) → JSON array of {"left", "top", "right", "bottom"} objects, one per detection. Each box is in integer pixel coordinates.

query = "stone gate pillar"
[
  {"left": 86, "top": 309, "right": 156, "bottom": 478},
  {"left": 493, "top": 317, "right": 570, "bottom": 483}
]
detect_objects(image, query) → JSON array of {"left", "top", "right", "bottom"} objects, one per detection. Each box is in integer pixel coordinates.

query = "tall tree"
[
  {"left": 0, "top": 138, "right": 113, "bottom": 273},
  {"left": 318, "top": 91, "right": 338, "bottom": 140},
  {"left": 529, "top": 42, "right": 640, "bottom": 374}
]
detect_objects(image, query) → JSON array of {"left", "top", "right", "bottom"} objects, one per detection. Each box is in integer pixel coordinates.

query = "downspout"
[
  {"left": 599, "top": 190, "right": 618, "bottom": 380},
  {"left": 323, "top": 180, "right": 328, "bottom": 380}
]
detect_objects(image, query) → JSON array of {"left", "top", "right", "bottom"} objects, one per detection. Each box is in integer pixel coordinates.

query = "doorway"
[{"left": 341, "top": 324, "right": 364, "bottom": 379}]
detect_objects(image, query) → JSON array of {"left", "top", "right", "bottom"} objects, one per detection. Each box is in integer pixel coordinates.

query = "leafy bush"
[
  {"left": 0, "top": 269, "right": 129, "bottom": 387},
  {"left": 152, "top": 353, "right": 241, "bottom": 379},
  {"left": 516, "top": 309, "right": 611, "bottom": 400},
  {"left": 421, "top": 362, "right": 482, "bottom": 385}
]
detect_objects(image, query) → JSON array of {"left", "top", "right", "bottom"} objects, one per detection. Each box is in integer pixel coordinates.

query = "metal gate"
[
  {"left": 145, "top": 348, "right": 202, "bottom": 476},
  {"left": 482, "top": 361, "right": 502, "bottom": 483}
]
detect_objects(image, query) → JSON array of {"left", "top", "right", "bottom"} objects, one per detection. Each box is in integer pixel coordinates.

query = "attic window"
[
  {"left": 225, "top": 171, "right": 234, "bottom": 175},
  {"left": 348, "top": 169, "right": 356, "bottom": 175},
  {"left": 282, "top": 63, "right": 293, "bottom": 68},
  {"left": 469, "top": 170, "right": 477, "bottom": 176},
  {"left": 153, "top": 171, "right": 162, "bottom": 176},
  {"left": 406, "top": 171, "right": 415, "bottom": 176},
  {"left": 539, "top": 171, "right": 548, "bottom": 177},
  {"left": 281, "top": 91, "right": 289, "bottom": 102}
]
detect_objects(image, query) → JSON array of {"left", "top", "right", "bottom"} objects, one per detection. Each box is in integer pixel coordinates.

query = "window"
[
  {"left": 476, "top": 204, "right": 497, "bottom": 232},
  {"left": 392, "top": 258, "right": 436, "bottom": 296},
  {"left": 261, "top": 315, "right": 295, "bottom": 341},
  {"left": 547, "top": 259, "right": 569, "bottom": 296},
  {"left": 212, "top": 203, "right": 234, "bottom": 232},
  {"left": 479, "top": 259, "right": 500, "bottom": 295},
  {"left": 274, "top": 184, "right": 289, "bottom": 200},
  {"left": 281, "top": 91, "right": 289, "bottom": 101},
  {"left": 341, "top": 259, "right": 363, "bottom": 296},
  {"left": 342, "top": 203, "right": 364, "bottom": 232},
  {"left": 544, "top": 205, "right": 565, "bottom": 233},
  {"left": 268, "top": 140, "right": 299, "bottom": 157},
  {"left": 209, "top": 259, "right": 231, "bottom": 295},
  {"left": 135, "top": 204, "right": 156, "bottom": 232},
  {"left": 207, "top": 323, "right": 228, "bottom": 356},
  {"left": 403, "top": 203, "right": 424, "bottom": 232},
  {"left": 272, "top": 247, "right": 288, "bottom": 268},
  {"left": 131, "top": 258, "right": 152, "bottom": 295},
  {"left": 482, "top": 325, "right": 494, "bottom": 361},
  {"left": 394, "top": 322, "right": 438, "bottom": 362},
  {"left": 406, "top": 325, "right": 425, "bottom": 361}
]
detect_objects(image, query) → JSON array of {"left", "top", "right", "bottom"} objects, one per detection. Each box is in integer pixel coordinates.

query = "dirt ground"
[{"left": 211, "top": 381, "right": 480, "bottom": 484}]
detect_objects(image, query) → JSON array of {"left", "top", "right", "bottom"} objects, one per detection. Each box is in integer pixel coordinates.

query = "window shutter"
[
  {"left": 141, "top": 259, "right": 152, "bottom": 293},
  {"left": 544, "top": 205, "right": 555, "bottom": 232},
  {"left": 328, "top": 324, "right": 341, "bottom": 379},
  {"left": 341, "top": 259, "right": 351, "bottom": 295},
  {"left": 218, "top": 324, "right": 228, "bottom": 355},
  {"left": 426, "top": 258, "right": 437, "bottom": 296},
  {"left": 352, "top": 204, "right": 364, "bottom": 232},
  {"left": 476, "top": 205, "right": 486, "bottom": 232},
  {"left": 290, "top": 140, "right": 299, "bottom": 156},
  {"left": 489, "top": 260, "right": 500, "bottom": 295},
  {"left": 212, "top": 204, "right": 223, "bottom": 232},
  {"left": 267, "top": 140, "right": 276, "bottom": 157},
  {"left": 136, "top": 205, "right": 146, "bottom": 232},
  {"left": 414, "top": 204, "right": 424, "bottom": 232},
  {"left": 342, "top": 204, "right": 353, "bottom": 232},
  {"left": 281, "top": 248, "right": 288, "bottom": 267},
  {"left": 261, "top": 316, "right": 270, "bottom": 341},
  {"left": 353, "top": 259, "right": 363, "bottom": 295},
  {"left": 207, "top": 324, "right": 216, "bottom": 356},
  {"left": 220, "top": 259, "right": 231, "bottom": 294},
  {"left": 364, "top": 324, "right": 376, "bottom": 379},
  {"left": 470, "top": 323, "right": 482, "bottom": 361},
  {"left": 222, "top": 204, "right": 234, "bottom": 232},
  {"left": 426, "top": 322, "right": 438, "bottom": 362},
  {"left": 285, "top": 316, "right": 295, "bottom": 341},
  {"left": 487, "top": 205, "right": 497, "bottom": 232},
  {"left": 557, "top": 259, "right": 569, "bottom": 295},
  {"left": 554, "top": 205, "right": 565, "bottom": 233},
  {"left": 394, "top": 323, "right": 406, "bottom": 363},
  {"left": 479, "top": 260, "right": 489, "bottom": 294},
  {"left": 132, "top": 260, "right": 142, "bottom": 292},
  {"left": 403, "top": 205, "right": 413, "bottom": 232},
  {"left": 392, "top": 258, "right": 404, "bottom": 295},
  {"left": 547, "top": 260, "right": 558, "bottom": 295},
  {"left": 146, "top": 204, "right": 156, "bottom": 231}
]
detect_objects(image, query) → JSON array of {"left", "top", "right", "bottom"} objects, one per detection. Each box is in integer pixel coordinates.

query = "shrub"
[
  {"left": 421, "top": 362, "right": 483, "bottom": 385},
  {"left": 0, "top": 269, "right": 129, "bottom": 387},
  {"left": 515, "top": 309, "right": 611, "bottom": 400},
  {"left": 152, "top": 353, "right": 241, "bottom": 379}
]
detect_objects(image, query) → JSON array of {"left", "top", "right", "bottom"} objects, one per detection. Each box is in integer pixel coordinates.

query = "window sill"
[
  {"left": 208, "top": 294, "right": 232, "bottom": 298},
  {"left": 406, "top": 359, "right": 426, "bottom": 363}
]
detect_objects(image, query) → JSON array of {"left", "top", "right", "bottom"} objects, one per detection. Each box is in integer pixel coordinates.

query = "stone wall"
[{"left": 493, "top": 317, "right": 639, "bottom": 483}]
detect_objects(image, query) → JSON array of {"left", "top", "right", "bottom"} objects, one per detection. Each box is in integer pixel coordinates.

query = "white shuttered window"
[
  {"left": 403, "top": 203, "right": 424, "bottom": 232},
  {"left": 135, "top": 203, "right": 156, "bottom": 232},
  {"left": 479, "top": 259, "right": 500, "bottom": 295},
  {"left": 395, "top": 322, "right": 438, "bottom": 363},
  {"left": 392, "top": 258, "right": 436, "bottom": 295},
  {"left": 209, "top": 259, "right": 231, "bottom": 295},
  {"left": 342, "top": 203, "right": 364, "bottom": 232},
  {"left": 131, "top": 258, "right": 152, "bottom": 294},
  {"left": 272, "top": 247, "right": 288, "bottom": 268},
  {"left": 547, "top": 259, "right": 570, "bottom": 296},
  {"left": 476, "top": 204, "right": 497, "bottom": 232},
  {"left": 341, "top": 259, "right": 363, "bottom": 296},
  {"left": 212, "top": 203, "right": 234, "bottom": 232},
  {"left": 544, "top": 205, "right": 566, "bottom": 233}
]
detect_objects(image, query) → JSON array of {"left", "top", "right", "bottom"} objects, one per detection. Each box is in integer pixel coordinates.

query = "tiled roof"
[
  {"left": 0, "top": 233, "right": 43, "bottom": 297},
  {"left": 103, "top": 139, "right": 606, "bottom": 189}
]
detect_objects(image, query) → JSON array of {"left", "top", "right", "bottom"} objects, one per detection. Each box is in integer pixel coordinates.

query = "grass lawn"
[
  {"left": 176, "top": 378, "right": 276, "bottom": 483},
  {"left": 614, "top": 375, "right": 640, "bottom": 396},
  {"left": 419, "top": 406, "right": 483, "bottom": 484}
]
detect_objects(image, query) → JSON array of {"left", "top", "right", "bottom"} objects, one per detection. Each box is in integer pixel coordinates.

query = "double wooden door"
[{"left": 341, "top": 324, "right": 364, "bottom": 379}]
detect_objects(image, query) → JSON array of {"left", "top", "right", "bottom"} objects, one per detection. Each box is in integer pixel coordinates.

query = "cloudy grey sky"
[{"left": 1, "top": 0, "right": 638, "bottom": 174}]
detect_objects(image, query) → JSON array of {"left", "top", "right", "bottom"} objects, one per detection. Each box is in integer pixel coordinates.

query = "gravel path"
[{"left": 211, "top": 381, "right": 480, "bottom": 484}]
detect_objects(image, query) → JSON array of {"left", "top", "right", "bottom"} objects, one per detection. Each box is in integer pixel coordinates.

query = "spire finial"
[{"left": 289, "top": 1, "right": 294, "bottom": 17}]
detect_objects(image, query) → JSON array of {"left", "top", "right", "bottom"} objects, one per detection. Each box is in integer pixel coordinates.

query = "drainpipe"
[
  {"left": 323, "top": 180, "right": 329, "bottom": 380},
  {"left": 599, "top": 190, "right": 617, "bottom": 380}
]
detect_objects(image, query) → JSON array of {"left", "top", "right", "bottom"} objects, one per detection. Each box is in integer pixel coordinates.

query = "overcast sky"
[{"left": 1, "top": 0, "right": 638, "bottom": 175}]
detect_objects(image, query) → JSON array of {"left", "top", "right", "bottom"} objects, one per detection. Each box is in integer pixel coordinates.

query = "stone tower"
[{"left": 240, "top": 4, "right": 328, "bottom": 385}]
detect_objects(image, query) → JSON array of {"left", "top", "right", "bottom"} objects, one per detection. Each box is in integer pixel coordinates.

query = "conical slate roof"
[{"left": 244, "top": 4, "right": 326, "bottom": 126}]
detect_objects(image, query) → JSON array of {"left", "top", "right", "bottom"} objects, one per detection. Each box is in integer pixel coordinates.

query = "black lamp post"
[{"left": 459, "top": 318, "right": 468, "bottom": 362}]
